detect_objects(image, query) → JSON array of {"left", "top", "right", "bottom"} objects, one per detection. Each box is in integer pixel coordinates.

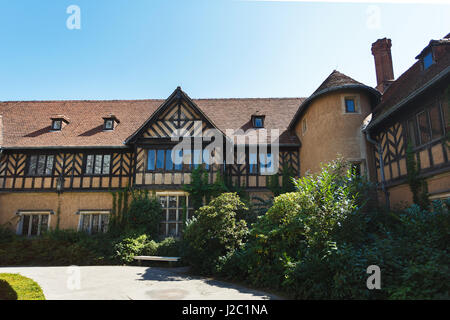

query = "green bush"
[
  {"left": 182, "top": 193, "right": 249, "bottom": 275},
  {"left": 221, "top": 159, "right": 450, "bottom": 299},
  {"left": 113, "top": 234, "right": 149, "bottom": 264},
  {"left": 124, "top": 193, "right": 163, "bottom": 237},
  {"left": 156, "top": 237, "right": 181, "bottom": 257}
]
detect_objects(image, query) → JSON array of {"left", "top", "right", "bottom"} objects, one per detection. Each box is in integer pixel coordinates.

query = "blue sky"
[{"left": 0, "top": 0, "right": 449, "bottom": 101}]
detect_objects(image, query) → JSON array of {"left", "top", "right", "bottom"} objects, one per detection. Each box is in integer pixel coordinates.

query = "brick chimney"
[{"left": 371, "top": 38, "right": 394, "bottom": 93}]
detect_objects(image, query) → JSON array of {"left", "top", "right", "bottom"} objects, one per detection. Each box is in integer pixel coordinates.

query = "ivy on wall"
[{"left": 406, "top": 142, "right": 429, "bottom": 209}]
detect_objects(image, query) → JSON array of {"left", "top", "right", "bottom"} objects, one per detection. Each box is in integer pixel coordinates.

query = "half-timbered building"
[
  {"left": 366, "top": 34, "right": 450, "bottom": 206},
  {"left": 1, "top": 33, "right": 448, "bottom": 237}
]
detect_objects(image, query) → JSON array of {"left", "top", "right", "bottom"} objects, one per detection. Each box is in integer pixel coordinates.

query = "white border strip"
[{"left": 243, "top": 0, "right": 450, "bottom": 4}]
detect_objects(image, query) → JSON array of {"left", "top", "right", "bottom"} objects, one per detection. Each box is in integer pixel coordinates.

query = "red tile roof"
[
  {"left": 370, "top": 38, "right": 450, "bottom": 126},
  {"left": 0, "top": 97, "right": 305, "bottom": 148}
]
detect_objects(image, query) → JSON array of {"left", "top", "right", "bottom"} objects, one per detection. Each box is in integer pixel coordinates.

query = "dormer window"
[
  {"left": 52, "top": 120, "right": 62, "bottom": 131},
  {"left": 252, "top": 115, "right": 265, "bottom": 128},
  {"left": 103, "top": 114, "right": 120, "bottom": 131},
  {"left": 104, "top": 119, "right": 114, "bottom": 130},
  {"left": 50, "top": 115, "right": 69, "bottom": 131},
  {"left": 423, "top": 51, "right": 434, "bottom": 70}
]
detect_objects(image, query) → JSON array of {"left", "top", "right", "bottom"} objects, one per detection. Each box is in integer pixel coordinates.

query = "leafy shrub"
[
  {"left": 221, "top": 158, "right": 450, "bottom": 299},
  {"left": 182, "top": 193, "right": 249, "bottom": 275},
  {"left": 113, "top": 234, "right": 149, "bottom": 264},
  {"left": 0, "top": 225, "right": 15, "bottom": 244},
  {"left": 126, "top": 195, "right": 163, "bottom": 237},
  {"left": 156, "top": 237, "right": 181, "bottom": 257}
]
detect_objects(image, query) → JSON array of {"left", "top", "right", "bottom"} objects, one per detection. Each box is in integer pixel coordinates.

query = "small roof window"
[
  {"left": 103, "top": 114, "right": 120, "bottom": 131},
  {"left": 423, "top": 51, "right": 434, "bottom": 70},
  {"left": 252, "top": 115, "right": 265, "bottom": 128},
  {"left": 50, "top": 115, "right": 70, "bottom": 131}
]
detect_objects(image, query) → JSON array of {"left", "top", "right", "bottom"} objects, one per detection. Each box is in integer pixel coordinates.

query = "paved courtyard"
[{"left": 0, "top": 266, "right": 279, "bottom": 300}]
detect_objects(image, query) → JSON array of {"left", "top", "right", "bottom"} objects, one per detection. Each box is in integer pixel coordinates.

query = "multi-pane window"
[
  {"left": 158, "top": 195, "right": 193, "bottom": 238},
  {"left": 345, "top": 98, "right": 356, "bottom": 113},
  {"left": 249, "top": 152, "right": 258, "bottom": 174},
  {"left": 407, "top": 104, "right": 444, "bottom": 147},
  {"left": 18, "top": 213, "right": 50, "bottom": 237},
  {"left": 27, "top": 155, "right": 54, "bottom": 176},
  {"left": 417, "top": 111, "right": 431, "bottom": 145},
  {"left": 259, "top": 153, "right": 275, "bottom": 175},
  {"left": 248, "top": 152, "right": 276, "bottom": 175},
  {"left": 79, "top": 212, "right": 109, "bottom": 234},
  {"left": 429, "top": 105, "right": 444, "bottom": 139},
  {"left": 147, "top": 149, "right": 208, "bottom": 172},
  {"left": 85, "top": 154, "right": 111, "bottom": 175}
]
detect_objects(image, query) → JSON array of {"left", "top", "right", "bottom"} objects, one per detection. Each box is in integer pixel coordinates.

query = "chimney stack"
[{"left": 371, "top": 38, "right": 394, "bottom": 93}]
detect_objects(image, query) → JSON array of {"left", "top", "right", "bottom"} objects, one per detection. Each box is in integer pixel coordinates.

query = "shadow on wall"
[{"left": 0, "top": 279, "right": 18, "bottom": 300}]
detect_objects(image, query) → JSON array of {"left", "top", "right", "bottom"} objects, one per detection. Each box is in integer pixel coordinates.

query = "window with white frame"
[
  {"left": 78, "top": 211, "right": 110, "bottom": 234},
  {"left": 17, "top": 211, "right": 51, "bottom": 237},
  {"left": 158, "top": 195, "right": 193, "bottom": 238}
]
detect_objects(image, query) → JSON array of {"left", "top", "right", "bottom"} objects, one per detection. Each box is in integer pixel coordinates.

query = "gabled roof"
[
  {"left": 288, "top": 70, "right": 381, "bottom": 130},
  {"left": 368, "top": 35, "right": 450, "bottom": 130},
  {"left": 125, "top": 87, "right": 222, "bottom": 144},
  {"left": 0, "top": 91, "right": 305, "bottom": 149}
]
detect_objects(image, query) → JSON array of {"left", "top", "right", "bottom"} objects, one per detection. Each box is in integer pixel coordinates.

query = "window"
[
  {"left": 423, "top": 52, "right": 434, "bottom": 70},
  {"left": 52, "top": 120, "right": 62, "bottom": 131},
  {"left": 27, "top": 155, "right": 54, "bottom": 176},
  {"left": 85, "top": 154, "right": 111, "bottom": 175},
  {"left": 259, "top": 153, "right": 275, "bottom": 175},
  {"left": 249, "top": 152, "right": 258, "bottom": 174},
  {"left": 406, "top": 104, "right": 445, "bottom": 147},
  {"left": 345, "top": 98, "right": 357, "bottom": 113},
  {"left": 147, "top": 148, "right": 209, "bottom": 172},
  {"left": 78, "top": 212, "right": 109, "bottom": 234},
  {"left": 302, "top": 119, "right": 307, "bottom": 134},
  {"left": 104, "top": 119, "right": 114, "bottom": 130},
  {"left": 417, "top": 111, "right": 431, "bottom": 145},
  {"left": 407, "top": 118, "right": 417, "bottom": 146},
  {"left": 429, "top": 105, "right": 444, "bottom": 140},
  {"left": 18, "top": 213, "right": 50, "bottom": 237},
  {"left": 158, "top": 195, "right": 193, "bottom": 238},
  {"left": 253, "top": 116, "right": 264, "bottom": 128}
]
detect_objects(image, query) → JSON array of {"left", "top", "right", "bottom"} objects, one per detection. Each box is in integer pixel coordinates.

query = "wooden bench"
[{"left": 133, "top": 256, "right": 181, "bottom": 266}]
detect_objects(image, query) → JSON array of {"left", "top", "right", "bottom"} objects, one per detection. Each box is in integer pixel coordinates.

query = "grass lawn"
[{"left": 0, "top": 273, "right": 45, "bottom": 300}]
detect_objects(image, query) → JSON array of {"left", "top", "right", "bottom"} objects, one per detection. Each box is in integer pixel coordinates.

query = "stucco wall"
[
  {"left": 294, "top": 90, "right": 373, "bottom": 176},
  {"left": 0, "top": 192, "right": 114, "bottom": 231},
  {"left": 379, "top": 171, "right": 450, "bottom": 208}
]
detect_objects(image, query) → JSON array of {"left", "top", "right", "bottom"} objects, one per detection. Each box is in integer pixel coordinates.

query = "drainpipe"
[{"left": 365, "top": 131, "right": 390, "bottom": 209}]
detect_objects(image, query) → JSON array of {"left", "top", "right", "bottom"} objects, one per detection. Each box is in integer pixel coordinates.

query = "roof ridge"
[{"left": 0, "top": 97, "right": 306, "bottom": 104}]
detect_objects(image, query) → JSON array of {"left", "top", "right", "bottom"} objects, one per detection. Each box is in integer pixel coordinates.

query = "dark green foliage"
[
  {"left": 183, "top": 166, "right": 250, "bottom": 213},
  {"left": 113, "top": 234, "right": 153, "bottom": 263},
  {"left": 267, "top": 165, "right": 296, "bottom": 197},
  {"left": 219, "top": 159, "right": 450, "bottom": 299},
  {"left": 126, "top": 191, "right": 162, "bottom": 237},
  {"left": 406, "top": 143, "right": 429, "bottom": 209},
  {"left": 0, "top": 225, "right": 15, "bottom": 244},
  {"left": 156, "top": 237, "right": 182, "bottom": 257},
  {"left": 182, "top": 193, "right": 249, "bottom": 275},
  {"left": 183, "top": 166, "right": 213, "bottom": 211},
  {"left": 109, "top": 188, "right": 162, "bottom": 238}
]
